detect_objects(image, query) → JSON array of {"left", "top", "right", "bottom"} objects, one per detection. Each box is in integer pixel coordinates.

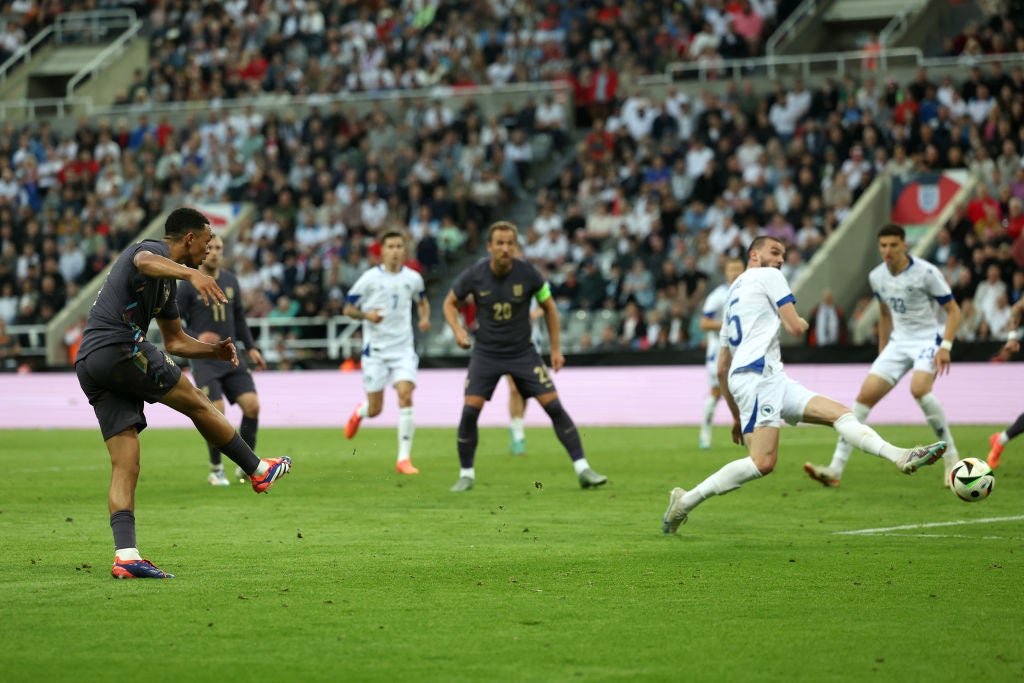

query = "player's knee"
[
  {"left": 751, "top": 451, "right": 777, "bottom": 475},
  {"left": 241, "top": 398, "right": 260, "bottom": 418}
]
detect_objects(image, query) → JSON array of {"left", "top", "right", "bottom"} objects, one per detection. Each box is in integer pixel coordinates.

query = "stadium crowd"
[{"left": 0, "top": 0, "right": 1022, "bottom": 368}]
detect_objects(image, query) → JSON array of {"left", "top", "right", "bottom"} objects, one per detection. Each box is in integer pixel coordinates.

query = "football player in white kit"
[
  {"left": 662, "top": 236, "right": 947, "bottom": 533},
  {"left": 803, "top": 224, "right": 961, "bottom": 488},
  {"left": 698, "top": 256, "right": 745, "bottom": 449},
  {"left": 343, "top": 230, "right": 431, "bottom": 474}
]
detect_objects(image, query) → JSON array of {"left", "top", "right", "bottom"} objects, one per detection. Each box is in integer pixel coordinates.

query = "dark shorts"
[
  {"left": 191, "top": 358, "right": 256, "bottom": 403},
  {"left": 465, "top": 348, "right": 556, "bottom": 400},
  {"left": 76, "top": 341, "right": 183, "bottom": 441}
]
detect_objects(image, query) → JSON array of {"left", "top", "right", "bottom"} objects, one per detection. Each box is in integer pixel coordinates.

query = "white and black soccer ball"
[{"left": 949, "top": 457, "right": 994, "bottom": 502}]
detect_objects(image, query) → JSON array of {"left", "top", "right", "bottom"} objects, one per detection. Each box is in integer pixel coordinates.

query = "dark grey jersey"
[
  {"left": 451, "top": 257, "right": 545, "bottom": 356},
  {"left": 177, "top": 269, "right": 255, "bottom": 350},
  {"left": 77, "top": 240, "right": 181, "bottom": 360}
]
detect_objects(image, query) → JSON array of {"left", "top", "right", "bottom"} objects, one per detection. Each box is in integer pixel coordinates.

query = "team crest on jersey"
[
  {"left": 513, "top": 284, "right": 523, "bottom": 297},
  {"left": 225, "top": 286, "right": 234, "bottom": 300},
  {"left": 760, "top": 404, "right": 775, "bottom": 416}
]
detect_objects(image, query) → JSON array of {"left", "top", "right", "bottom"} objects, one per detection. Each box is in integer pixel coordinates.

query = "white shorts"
[
  {"left": 361, "top": 347, "right": 419, "bottom": 393},
  {"left": 706, "top": 356, "right": 720, "bottom": 390},
  {"left": 869, "top": 336, "right": 940, "bottom": 385},
  {"left": 728, "top": 371, "right": 816, "bottom": 435}
]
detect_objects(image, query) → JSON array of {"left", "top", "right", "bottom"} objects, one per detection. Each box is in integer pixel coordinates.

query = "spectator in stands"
[{"left": 806, "top": 289, "right": 847, "bottom": 346}]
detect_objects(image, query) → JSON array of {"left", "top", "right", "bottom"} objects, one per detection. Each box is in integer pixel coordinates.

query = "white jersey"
[
  {"left": 869, "top": 257, "right": 952, "bottom": 343},
  {"left": 346, "top": 265, "right": 426, "bottom": 353},
  {"left": 702, "top": 282, "right": 730, "bottom": 361},
  {"left": 719, "top": 267, "right": 795, "bottom": 377}
]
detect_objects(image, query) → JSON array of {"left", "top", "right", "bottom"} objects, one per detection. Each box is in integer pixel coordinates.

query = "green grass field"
[{"left": 0, "top": 424, "right": 1021, "bottom": 682}]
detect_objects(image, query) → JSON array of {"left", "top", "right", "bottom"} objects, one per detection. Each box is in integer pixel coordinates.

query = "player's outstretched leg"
[
  {"left": 805, "top": 402, "right": 870, "bottom": 487},
  {"left": 249, "top": 456, "right": 292, "bottom": 493},
  {"left": 896, "top": 442, "right": 947, "bottom": 473},
  {"left": 699, "top": 394, "right": 717, "bottom": 450},
  {"left": 987, "top": 412, "right": 1024, "bottom": 469},
  {"left": 451, "top": 404, "right": 481, "bottom": 492},
  {"left": 916, "top": 392, "right": 959, "bottom": 486},
  {"left": 541, "top": 398, "right": 607, "bottom": 488},
  {"left": 662, "top": 456, "right": 764, "bottom": 533},
  {"left": 208, "top": 442, "right": 230, "bottom": 486},
  {"left": 345, "top": 402, "right": 367, "bottom": 439}
]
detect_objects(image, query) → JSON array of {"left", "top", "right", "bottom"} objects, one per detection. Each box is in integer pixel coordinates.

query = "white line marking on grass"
[
  {"left": 871, "top": 533, "right": 1017, "bottom": 540},
  {"left": 835, "top": 515, "right": 1024, "bottom": 536}
]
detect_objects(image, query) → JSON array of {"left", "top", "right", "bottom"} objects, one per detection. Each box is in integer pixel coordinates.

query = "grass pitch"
[{"left": 0, "top": 424, "right": 1021, "bottom": 682}]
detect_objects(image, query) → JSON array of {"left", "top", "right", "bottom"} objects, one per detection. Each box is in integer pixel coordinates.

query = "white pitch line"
[
  {"left": 871, "top": 533, "right": 1015, "bottom": 540},
  {"left": 835, "top": 515, "right": 1024, "bottom": 535}
]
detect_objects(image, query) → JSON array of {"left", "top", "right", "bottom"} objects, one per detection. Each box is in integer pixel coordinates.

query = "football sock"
[
  {"left": 828, "top": 401, "right": 871, "bottom": 473},
  {"left": 240, "top": 416, "right": 258, "bottom": 450},
  {"left": 916, "top": 393, "right": 958, "bottom": 462},
  {"left": 572, "top": 458, "right": 592, "bottom": 475},
  {"left": 701, "top": 394, "right": 717, "bottom": 431},
  {"left": 457, "top": 405, "right": 481, "bottom": 469},
  {"left": 218, "top": 433, "right": 261, "bottom": 475},
  {"left": 510, "top": 417, "right": 526, "bottom": 441},
  {"left": 1003, "top": 411, "right": 1024, "bottom": 440},
  {"left": 680, "top": 457, "right": 762, "bottom": 514},
  {"left": 357, "top": 403, "right": 370, "bottom": 419},
  {"left": 459, "top": 467, "right": 475, "bottom": 479},
  {"left": 110, "top": 510, "right": 137, "bottom": 552},
  {"left": 115, "top": 547, "right": 142, "bottom": 561},
  {"left": 833, "top": 412, "right": 903, "bottom": 463},
  {"left": 208, "top": 443, "right": 222, "bottom": 467},
  {"left": 398, "top": 407, "right": 414, "bottom": 461},
  {"left": 542, "top": 399, "right": 584, "bottom": 461}
]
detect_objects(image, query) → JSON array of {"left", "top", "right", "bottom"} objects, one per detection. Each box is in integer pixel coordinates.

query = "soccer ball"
[{"left": 948, "top": 458, "right": 994, "bottom": 502}]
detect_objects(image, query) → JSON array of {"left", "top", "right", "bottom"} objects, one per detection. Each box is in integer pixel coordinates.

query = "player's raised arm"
[
  {"left": 778, "top": 301, "right": 809, "bottom": 337},
  {"left": 443, "top": 290, "right": 471, "bottom": 348},
  {"left": 134, "top": 251, "right": 227, "bottom": 306},
  {"left": 156, "top": 316, "right": 238, "bottom": 366}
]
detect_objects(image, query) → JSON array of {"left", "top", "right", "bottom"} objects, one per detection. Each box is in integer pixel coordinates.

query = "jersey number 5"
[{"left": 726, "top": 298, "right": 742, "bottom": 346}]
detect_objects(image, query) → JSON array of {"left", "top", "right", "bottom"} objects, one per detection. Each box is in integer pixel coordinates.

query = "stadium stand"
[{"left": 0, "top": 0, "right": 1021, "bottom": 368}]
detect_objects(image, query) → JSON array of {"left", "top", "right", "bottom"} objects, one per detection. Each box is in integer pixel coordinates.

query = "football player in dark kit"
[
  {"left": 177, "top": 234, "right": 267, "bottom": 487},
  {"left": 75, "top": 207, "right": 292, "bottom": 579},
  {"left": 442, "top": 221, "right": 607, "bottom": 492}
]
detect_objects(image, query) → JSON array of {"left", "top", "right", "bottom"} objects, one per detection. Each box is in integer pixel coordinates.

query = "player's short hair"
[
  {"left": 379, "top": 229, "right": 406, "bottom": 245},
  {"left": 165, "top": 207, "right": 211, "bottom": 240},
  {"left": 749, "top": 235, "right": 784, "bottom": 255},
  {"left": 877, "top": 223, "right": 906, "bottom": 241},
  {"left": 487, "top": 221, "right": 519, "bottom": 242}
]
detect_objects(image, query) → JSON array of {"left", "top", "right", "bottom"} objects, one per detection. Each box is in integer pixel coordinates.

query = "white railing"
[
  {"left": 65, "top": 15, "right": 144, "bottom": 99},
  {"left": 53, "top": 9, "right": 138, "bottom": 45},
  {"left": 0, "top": 24, "right": 54, "bottom": 84},
  {"left": 0, "top": 95, "right": 92, "bottom": 119},
  {"left": 7, "top": 323, "right": 48, "bottom": 357},
  {"left": 657, "top": 46, "right": 924, "bottom": 82},
  {"left": 245, "top": 316, "right": 364, "bottom": 361},
  {"left": 766, "top": 0, "right": 818, "bottom": 58}
]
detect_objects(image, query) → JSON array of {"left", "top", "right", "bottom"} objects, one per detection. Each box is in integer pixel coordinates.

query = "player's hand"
[
  {"left": 549, "top": 350, "right": 565, "bottom": 372},
  {"left": 213, "top": 336, "right": 238, "bottom": 367},
  {"left": 248, "top": 347, "right": 267, "bottom": 371},
  {"left": 934, "top": 347, "right": 952, "bottom": 376},
  {"left": 454, "top": 327, "right": 472, "bottom": 349},
  {"left": 1002, "top": 338, "right": 1020, "bottom": 355},
  {"left": 731, "top": 419, "right": 745, "bottom": 446},
  {"left": 189, "top": 270, "right": 228, "bottom": 306},
  {"left": 365, "top": 309, "right": 384, "bottom": 323},
  {"left": 418, "top": 318, "right": 431, "bottom": 332},
  {"left": 797, "top": 317, "right": 810, "bottom": 334}
]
